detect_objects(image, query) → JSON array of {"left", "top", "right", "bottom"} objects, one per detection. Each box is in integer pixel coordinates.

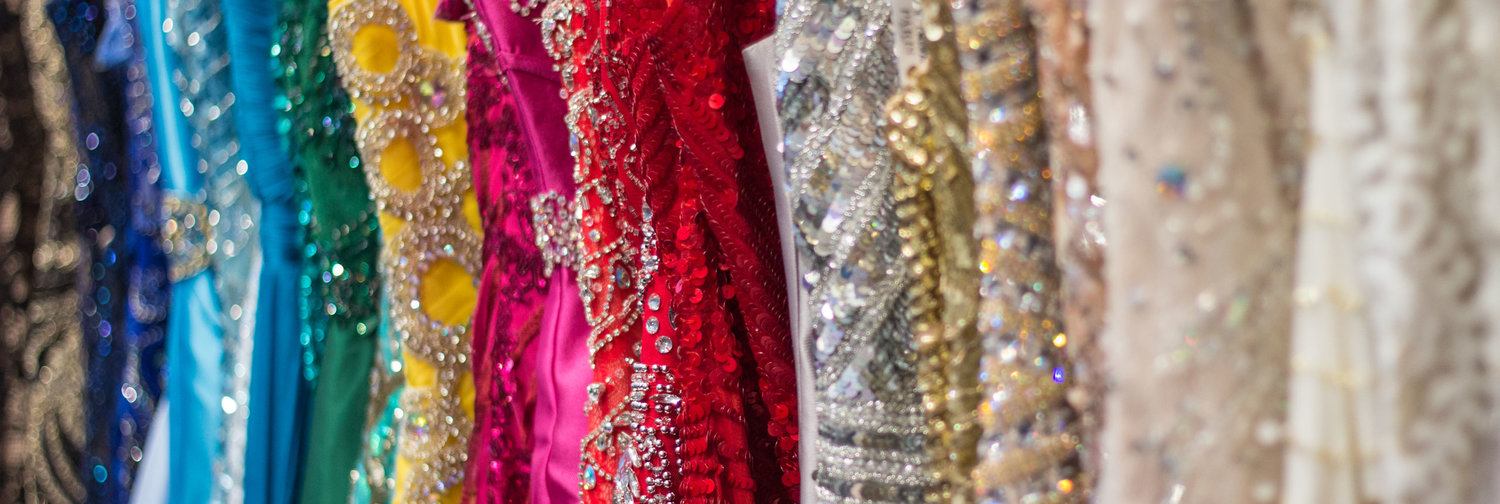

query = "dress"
[
  {"left": 438, "top": 2, "right": 589, "bottom": 503},
  {"left": 545, "top": 0, "right": 801, "bottom": 501},
  {"left": 325, "top": 0, "right": 479, "bottom": 500},
  {"left": 223, "top": 0, "right": 311, "bottom": 500},
  {"left": 1022, "top": 0, "right": 1106, "bottom": 478},
  {"left": 953, "top": 0, "right": 1091, "bottom": 501},
  {"left": 48, "top": 1, "right": 149, "bottom": 500},
  {"left": 1284, "top": 2, "right": 1500, "bottom": 503},
  {"left": 0, "top": 0, "right": 87, "bottom": 500},
  {"left": 776, "top": 0, "right": 931, "bottom": 500},
  {"left": 883, "top": 2, "right": 979, "bottom": 503},
  {"left": 138, "top": 0, "right": 262, "bottom": 499},
  {"left": 275, "top": 0, "right": 384, "bottom": 502},
  {"left": 161, "top": 0, "right": 265, "bottom": 498},
  {"left": 107, "top": 0, "right": 173, "bottom": 497},
  {"left": 1088, "top": 0, "right": 1305, "bottom": 501}
]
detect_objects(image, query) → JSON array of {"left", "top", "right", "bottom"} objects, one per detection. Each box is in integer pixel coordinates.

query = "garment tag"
[{"left": 890, "top": 0, "right": 926, "bottom": 85}]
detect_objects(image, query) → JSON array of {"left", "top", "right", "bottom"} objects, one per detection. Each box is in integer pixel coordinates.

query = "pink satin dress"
[{"left": 439, "top": 1, "right": 591, "bottom": 502}]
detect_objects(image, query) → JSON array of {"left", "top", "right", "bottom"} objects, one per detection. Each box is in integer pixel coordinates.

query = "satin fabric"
[
  {"left": 136, "top": 0, "right": 226, "bottom": 500},
  {"left": 223, "top": 0, "right": 309, "bottom": 501}
]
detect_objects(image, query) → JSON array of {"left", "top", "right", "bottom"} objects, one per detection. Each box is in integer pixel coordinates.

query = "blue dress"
[
  {"left": 50, "top": 0, "right": 172, "bottom": 500},
  {"left": 223, "top": 0, "right": 308, "bottom": 501},
  {"left": 136, "top": 0, "right": 230, "bottom": 500}
]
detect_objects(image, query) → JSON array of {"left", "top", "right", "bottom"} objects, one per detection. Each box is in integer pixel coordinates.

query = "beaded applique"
[
  {"left": 328, "top": 0, "right": 478, "bottom": 499},
  {"left": 529, "top": 191, "right": 580, "bottom": 277},
  {"left": 952, "top": 0, "right": 1090, "bottom": 501},
  {"left": 160, "top": 194, "right": 213, "bottom": 281}
]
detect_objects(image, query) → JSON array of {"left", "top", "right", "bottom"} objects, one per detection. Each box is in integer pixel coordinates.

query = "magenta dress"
[{"left": 439, "top": 1, "right": 590, "bottom": 503}]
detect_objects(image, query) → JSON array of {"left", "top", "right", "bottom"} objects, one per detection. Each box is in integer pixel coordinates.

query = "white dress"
[{"left": 1285, "top": 1, "right": 1500, "bottom": 503}]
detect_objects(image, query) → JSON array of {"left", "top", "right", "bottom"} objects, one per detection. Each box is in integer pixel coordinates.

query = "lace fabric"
[{"left": 544, "top": 0, "right": 801, "bottom": 502}]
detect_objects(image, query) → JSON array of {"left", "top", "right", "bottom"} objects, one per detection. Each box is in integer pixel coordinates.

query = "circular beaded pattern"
[{"left": 328, "top": 0, "right": 418, "bottom": 104}]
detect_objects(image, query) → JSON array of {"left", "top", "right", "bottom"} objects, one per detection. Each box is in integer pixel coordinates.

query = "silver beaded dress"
[{"left": 776, "top": 0, "right": 932, "bottom": 502}]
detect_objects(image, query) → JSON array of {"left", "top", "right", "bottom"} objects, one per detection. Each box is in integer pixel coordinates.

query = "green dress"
[{"left": 273, "top": 1, "right": 384, "bottom": 503}]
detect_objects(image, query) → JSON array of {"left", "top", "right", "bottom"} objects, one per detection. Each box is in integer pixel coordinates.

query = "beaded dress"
[
  {"left": 326, "top": 0, "right": 479, "bottom": 500},
  {"left": 775, "top": 0, "right": 935, "bottom": 500},
  {"left": 544, "top": 0, "right": 802, "bottom": 502},
  {"left": 953, "top": 0, "right": 1093, "bottom": 501},
  {"left": 275, "top": 0, "right": 384, "bottom": 502},
  {"left": 1089, "top": 0, "right": 1305, "bottom": 501}
]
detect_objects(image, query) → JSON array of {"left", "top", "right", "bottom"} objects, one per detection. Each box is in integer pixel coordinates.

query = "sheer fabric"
[{"left": 1088, "top": 0, "right": 1306, "bottom": 502}]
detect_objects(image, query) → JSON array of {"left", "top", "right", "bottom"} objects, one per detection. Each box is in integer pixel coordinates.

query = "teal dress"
[{"left": 224, "top": 0, "right": 309, "bottom": 501}]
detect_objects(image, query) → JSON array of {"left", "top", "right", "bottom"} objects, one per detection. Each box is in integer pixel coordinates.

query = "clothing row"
[{"left": 6, "top": 0, "right": 1500, "bottom": 503}]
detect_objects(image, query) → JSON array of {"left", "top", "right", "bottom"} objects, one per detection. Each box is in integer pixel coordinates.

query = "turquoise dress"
[
  {"left": 224, "top": 0, "right": 308, "bottom": 501},
  {"left": 137, "top": 0, "right": 225, "bottom": 500}
]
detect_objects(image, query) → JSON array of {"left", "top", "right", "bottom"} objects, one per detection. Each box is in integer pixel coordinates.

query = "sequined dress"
[
  {"left": 275, "top": 0, "right": 384, "bottom": 502},
  {"left": 882, "top": 2, "right": 980, "bottom": 503},
  {"left": 545, "top": 0, "right": 802, "bottom": 502},
  {"left": 775, "top": 0, "right": 933, "bottom": 500},
  {"left": 953, "top": 0, "right": 1092, "bottom": 501},
  {"left": 47, "top": 0, "right": 140, "bottom": 500}
]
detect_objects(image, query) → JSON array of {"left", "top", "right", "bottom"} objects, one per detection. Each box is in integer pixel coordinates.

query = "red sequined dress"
[{"left": 541, "top": 0, "right": 801, "bottom": 502}]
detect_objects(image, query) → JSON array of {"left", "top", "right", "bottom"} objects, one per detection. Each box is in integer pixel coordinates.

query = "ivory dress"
[{"left": 1088, "top": 0, "right": 1306, "bottom": 501}]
